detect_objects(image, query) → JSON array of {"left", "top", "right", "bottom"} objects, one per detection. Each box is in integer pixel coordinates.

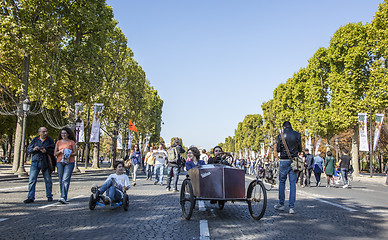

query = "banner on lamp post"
[
  {"left": 117, "top": 133, "right": 123, "bottom": 150},
  {"left": 128, "top": 132, "right": 133, "bottom": 149},
  {"left": 90, "top": 103, "right": 104, "bottom": 143},
  {"left": 358, "top": 113, "right": 369, "bottom": 151},
  {"left": 373, "top": 113, "right": 384, "bottom": 151},
  {"left": 79, "top": 121, "right": 85, "bottom": 143},
  {"left": 315, "top": 138, "right": 321, "bottom": 155}
]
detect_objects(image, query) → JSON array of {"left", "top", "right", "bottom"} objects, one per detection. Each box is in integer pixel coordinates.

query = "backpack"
[{"left": 167, "top": 147, "right": 179, "bottom": 163}]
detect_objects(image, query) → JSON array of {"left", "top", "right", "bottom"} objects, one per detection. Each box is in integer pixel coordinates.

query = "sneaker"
[
  {"left": 318, "top": 182, "right": 321, "bottom": 187},
  {"left": 104, "top": 196, "right": 111, "bottom": 205},
  {"left": 146, "top": 177, "right": 149, "bottom": 180},
  {"left": 47, "top": 197, "right": 53, "bottom": 202},
  {"left": 343, "top": 184, "right": 349, "bottom": 189},
  {"left": 154, "top": 181, "right": 158, "bottom": 185},
  {"left": 166, "top": 187, "right": 171, "bottom": 192},
  {"left": 132, "top": 182, "right": 136, "bottom": 186},
  {"left": 59, "top": 198, "right": 69, "bottom": 204},
  {"left": 24, "top": 198, "right": 34, "bottom": 204},
  {"left": 172, "top": 189, "right": 179, "bottom": 193},
  {"left": 289, "top": 208, "right": 295, "bottom": 214},
  {"left": 159, "top": 183, "right": 164, "bottom": 186},
  {"left": 274, "top": 204, "right": 285, "bottom": 211}
]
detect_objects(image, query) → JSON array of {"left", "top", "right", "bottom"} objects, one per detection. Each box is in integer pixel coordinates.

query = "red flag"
[{"left": 128, "top": 119, "right": 138, "bottom": 132}]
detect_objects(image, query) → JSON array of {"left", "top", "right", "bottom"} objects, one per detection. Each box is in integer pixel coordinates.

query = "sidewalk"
[{"left": 352, "top": 173, "right": 387, "bottom": 185}]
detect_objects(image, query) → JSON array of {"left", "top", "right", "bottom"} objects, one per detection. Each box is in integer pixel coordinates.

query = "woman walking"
[
  {"left": 324, "top": 151, "right": 336, "bottom": 187},
  {"left": 131, "top": 144, "right": 142, "bottom": 186},
  {"left": 313, "top": 151, "right": 324, "bottom": 187},
  {"left": 145, "top": 146, "right": 155, "bottom": 180},
  {"left": 54, "top": 127, "right": 77, "bottom": 204}
]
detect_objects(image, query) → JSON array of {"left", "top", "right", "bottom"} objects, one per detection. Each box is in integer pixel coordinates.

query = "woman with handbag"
[
  {"left": 313, "top": 151, "right": 324, "bottom": 187},
  {"left": 324, "top": 151, "right": 336, "bottom": 187}
]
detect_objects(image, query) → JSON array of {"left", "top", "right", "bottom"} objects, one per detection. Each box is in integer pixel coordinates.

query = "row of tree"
[
  {"left": 0, "top": 0, "right": 163, "bottom": 170},
  {"left": 219, "top": 0, "right": 388, "bottom": 175}
]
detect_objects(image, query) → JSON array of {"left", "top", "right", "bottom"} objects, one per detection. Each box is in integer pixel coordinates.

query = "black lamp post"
[
  {"left": 74, "top": 117, "right": 82, "bottom": 173},
  {"left": 17, "top": 98, "right": 31, "bottom": 176}
]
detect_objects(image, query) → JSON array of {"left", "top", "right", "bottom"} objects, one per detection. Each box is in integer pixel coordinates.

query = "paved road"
[{"left": 0, "top": 166, "right": 387, "bottom": 240}]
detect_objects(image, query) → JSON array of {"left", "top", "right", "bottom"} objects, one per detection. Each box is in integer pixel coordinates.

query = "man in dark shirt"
[
  {"left": 338, "top": 149, "right": 352, "bottom": 188},
  {"left": 274, "top": 121, "right": 302, "bottom": 214},
  {"left": 304, "top": 149, "right": 314, "bottom": 187},
  {"left": 24, "top": 127, "right": 55, "bottom": 203}
]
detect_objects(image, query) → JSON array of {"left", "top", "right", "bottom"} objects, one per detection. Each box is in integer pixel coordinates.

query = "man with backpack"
[{"left": 166, "top": 138, "right": 185, "bottom": 192}]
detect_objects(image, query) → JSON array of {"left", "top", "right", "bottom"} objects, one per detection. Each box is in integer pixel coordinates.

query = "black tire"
[
  {"left": 247, "top": 180, "right": 267, "bottom": 220},
  {"left": 180, "top": 179, "right": 195, "bottom": 220},
  {"left": 218, "top": 200, "right": 226, "bottom": 210},
  {"left": 89, "top": 194, "right": 96, "bottom": 210},
  {"left": 123, "top": 194, "right": 129, "bottom": 211}
]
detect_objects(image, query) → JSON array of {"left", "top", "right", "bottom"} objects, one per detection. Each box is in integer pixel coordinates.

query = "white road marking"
[
  {"left": 298, "top": 191, "right": 357, "bottom": 212},
  {"left": 0, "top": 182, "right": 58, "bottom": 192},
  {"left": 38, "top": 195, "right": 85, "bottom": 209},
  {"left": 0, "top": 218, "right": 8, "bottom": 222},
  {"left": 200, "top": 220, "right": 210, "bottom": 240},
  {"left": 198, "top": 200, "right": 206, "bottom": 211}
]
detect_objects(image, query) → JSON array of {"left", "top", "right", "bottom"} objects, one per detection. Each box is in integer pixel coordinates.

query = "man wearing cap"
[{"left": 274, "top": 121, "right": 302, "bottom": 214}]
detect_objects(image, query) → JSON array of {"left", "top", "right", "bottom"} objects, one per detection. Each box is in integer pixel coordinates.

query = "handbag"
[{"left": 280, "top": 131, "right": 304, "bottom": 172}]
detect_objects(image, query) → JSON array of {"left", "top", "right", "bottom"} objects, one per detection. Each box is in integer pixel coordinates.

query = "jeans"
[
  {"left": 99, "top": 179, "right": 122, "bottom": 202},
  {"left": 131, "top": 163, "right": 139, "bottom": 182},
  {"left": 57, "top": 162, "right": 75, "bottom": 200},
  {"left": 146, "top": 164, "right": 154, "bottom": 179},
  {"left": 305, "top": 168, "right": 313, "bottom": 186},
  {"left": 314, "top": 172, "right": 321, "bottom": 185},
  {"left": 154, "top": 164, "right": 165, "bottom": 184},
  {"left": 278, "top": 160, "right": 297, "bottom": 208},
  {"left": 341, "top": 168, "right": 349, "bottom": 185},
  {"left": 27, "top": 161, "right": 53, "bottom": 200},
  {"left": 166, "top": 166, "right": 180, "bottom": 190}
]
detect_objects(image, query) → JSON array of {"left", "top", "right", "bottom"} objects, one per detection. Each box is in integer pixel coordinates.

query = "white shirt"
[
  {"left": 105, "top": 173, "right": 130, "bottom": 196},
  {"left": 200, "top": 153, "right": 209, "bottom": 164},
  {"left": 153, "top": 149, "right": 167, "bottom": 165}
]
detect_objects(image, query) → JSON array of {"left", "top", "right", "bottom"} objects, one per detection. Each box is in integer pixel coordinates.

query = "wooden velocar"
[
  {"left": 180, "top": 163, "right": 267, "bottom": 221},
  {"left": 188, "top": 164, "right": 245, "bottom": 199}
]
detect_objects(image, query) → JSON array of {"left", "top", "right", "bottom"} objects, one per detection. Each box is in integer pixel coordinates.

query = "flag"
[
  {"left": 358, "top": 113, "right": 369, "bottom": 151},
  {"left": 128, "top": 118, "right": 138, "bottom": 132}
]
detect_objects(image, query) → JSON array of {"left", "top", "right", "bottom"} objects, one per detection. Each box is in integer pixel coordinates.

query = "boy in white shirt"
[{"left": 97, "top": 161, "right": 130, "bottom": 204}]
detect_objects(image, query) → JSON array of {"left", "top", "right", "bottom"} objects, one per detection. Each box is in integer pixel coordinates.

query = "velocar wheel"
[
  {"left": 247, "top": 180, "right": 267, "bottom": 220},
  {"left": 89, "top": 194, "right": 96, "bottom": 210},
  {"left": 180, "top": 179, "right": 195, "bottom": 220},
  {"left": 218, "top": 200, "right": 226, "bottom": 210},
  {"left": 123, "top": 194, "right": 129, "bottom": 211}
]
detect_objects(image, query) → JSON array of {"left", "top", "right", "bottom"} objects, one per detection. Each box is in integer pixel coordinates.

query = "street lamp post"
[
  {"left": 74, "top": 117, "right": 82, "bottom": 173},
  {"left": 17, "top": 98, "right": 31, "bottom": 177},
  {"left": 369, "top": 107, "right": 374, "bottom": 177}
]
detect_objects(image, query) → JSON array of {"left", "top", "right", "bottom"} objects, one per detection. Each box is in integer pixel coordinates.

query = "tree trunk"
[
  {"left": 92, "top": 142, "right": 99, "bottom": 168},
  {"left": 352, "top": 125, "right": 360, "bottom": 177},
  {"left": 12, "top": 109, "right": 23, "bottom": 172},
  {"left": 7, "top": 134, "right": 13, "bottom": 164}
]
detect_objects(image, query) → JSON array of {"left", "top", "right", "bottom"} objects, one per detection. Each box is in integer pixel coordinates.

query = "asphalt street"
[{"left": 0, "top": 165, "right": 387, "bottom": 240}]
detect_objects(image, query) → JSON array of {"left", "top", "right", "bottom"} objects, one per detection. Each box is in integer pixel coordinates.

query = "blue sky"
[{"left": 107, "top": 0, "right": 383, "bottom": 150}]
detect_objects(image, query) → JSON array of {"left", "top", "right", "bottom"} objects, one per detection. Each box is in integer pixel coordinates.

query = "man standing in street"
[
  {"left": 153, "top": 143, "right": 167, "bottom": 186},
  {"left": 274, "top": 121, "right": 302, "bottom": 214},
  {"left": 166, "top": 138, "right": 185, "bottom": 192},
  {"left": 338, "top": 149, "right": 352, "bottom": 188},
  {"left": 24, "top": 127, "right": 56, "bottom": 203},
  {"left": 304, "top": 149, "right": 314, "bottom": 187}
]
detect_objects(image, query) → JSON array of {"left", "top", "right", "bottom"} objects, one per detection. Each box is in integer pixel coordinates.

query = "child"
[{"left": 97, "top": 161, "right": 130, "bottom": 205}]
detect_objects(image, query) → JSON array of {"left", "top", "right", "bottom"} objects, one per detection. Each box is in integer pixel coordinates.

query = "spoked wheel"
[
  {"left": 247, "top": 180, "right": 267, "bottom": 220},
  {"left": 123, "top": 194, "right": 129, "bottom": 211},
  {"left": 180, "top": 179, "right": 195, "bottom": 220},
  {"left": 89, "top": 194, "right": 96, "bottom": 210},
  {"left": 218, "top": 200, "right": 226, "bottom": 210}
]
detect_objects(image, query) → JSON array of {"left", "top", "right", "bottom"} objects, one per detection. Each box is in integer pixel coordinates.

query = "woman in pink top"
[{"left": 54, "top": 127, "right": 77, "bottom": 204}]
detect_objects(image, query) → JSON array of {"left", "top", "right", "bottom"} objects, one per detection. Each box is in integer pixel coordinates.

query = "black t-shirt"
[{"left": 340, "top": 155, "right": 351, "bottom": 169}]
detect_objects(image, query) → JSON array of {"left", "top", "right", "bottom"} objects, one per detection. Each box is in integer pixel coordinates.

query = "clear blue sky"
[{"left": 106, "top": 0, "right": 383, "bottom": 150}]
